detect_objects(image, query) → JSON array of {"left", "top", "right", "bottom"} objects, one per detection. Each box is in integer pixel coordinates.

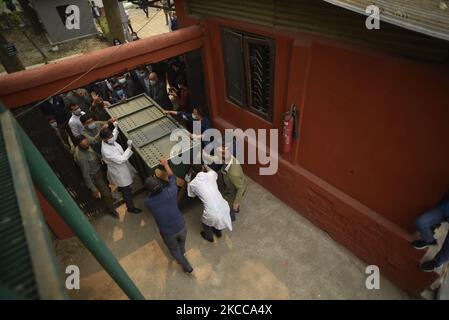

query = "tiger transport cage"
[{"left": 105, "top": 94, "right": 201, "bottom": 181}]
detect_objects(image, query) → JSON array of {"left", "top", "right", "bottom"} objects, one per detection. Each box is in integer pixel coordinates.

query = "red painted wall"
[
  {"left": 178, "top": 0, "right": 448, "bottom": 295},
  {"left": 36, "top": 190, "right": 74, "bottom": 239},
  {"left": 298, "top": 43, "right": 449, "bottom": 232}
]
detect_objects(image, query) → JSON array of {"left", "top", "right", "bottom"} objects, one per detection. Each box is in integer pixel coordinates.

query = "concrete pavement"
[{"left": 55, "top": 176, "right": 408, "bottom": 300}]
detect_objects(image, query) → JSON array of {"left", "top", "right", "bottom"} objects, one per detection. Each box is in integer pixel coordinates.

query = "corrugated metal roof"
[
  {"left": 188, "top": 0, "right": 449, "bottom": 61},
  {"left": 323, "top": 0, "right": 449, "bottom": 41}
]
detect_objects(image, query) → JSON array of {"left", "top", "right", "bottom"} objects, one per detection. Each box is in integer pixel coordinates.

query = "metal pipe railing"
[{"left": 0, "top": 105, "right": 144, "bottom": 300}]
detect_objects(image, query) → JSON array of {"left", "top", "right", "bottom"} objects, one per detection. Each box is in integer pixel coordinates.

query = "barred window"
[{"left": 221, "top": 28, "right": 275, "bottom": 121}]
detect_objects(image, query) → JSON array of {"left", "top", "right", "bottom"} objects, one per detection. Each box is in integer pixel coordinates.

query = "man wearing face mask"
[
  {"left": 48, "top": 116, "right": 70, "bottom": 150},
  {"left": 164, "top": 107, "right": 211, "bottom": 141},
  {"left": 112, "top": 78, "right": 127, "bottom": 103},
  {"left": 100, "top": 124, "right": 142, "bottom": 214},
  {"left": 148, "top": 72, "right": 173, "bottom": 110},
  {"left": 168, "top": 76, "right": 190, "bottom": 112},
  {"left": 41, "top": 95, "right": 73, "bottom": 148},
  {"left": 80, "top": 114, "right": 116, "bottom": 155},
  {"left": 74, "top": 136, "right": 119, "bottom": 219},
  {"left": 68, "top": 103, "right": 86, "bottom": 138},
  {"left": 64, "top": 88, "right": 92, "bottom": 113}
]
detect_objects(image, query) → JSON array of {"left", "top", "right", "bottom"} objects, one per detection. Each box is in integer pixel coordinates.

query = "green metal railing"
[
  {"left": 0, "top": 111, "right": 65, "bottom": 299},
  {"left": 0, "top": 104, "right": 144, "bottom": 300}
]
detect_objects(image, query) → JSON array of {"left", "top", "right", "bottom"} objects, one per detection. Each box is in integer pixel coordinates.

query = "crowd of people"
[
  {"left": 41, "top": 57, "right": 188, "bottom": 148},
  {"left": 40, "top": 57, "right": 248, "bottom": 274}
]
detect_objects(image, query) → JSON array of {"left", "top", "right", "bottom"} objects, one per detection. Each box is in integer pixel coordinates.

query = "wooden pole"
[{"left": 103, "top": 0, "right": 126, "bottom": 44}]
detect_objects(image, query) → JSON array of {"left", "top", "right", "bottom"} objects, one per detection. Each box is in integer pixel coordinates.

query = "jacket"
[
  {"left": 148, "top": 80, "right": 173, "bottom": 109},
  {"left": 74, "top": 146, "right": 101, "bottom": 192},
  {"left": 222, "top": 156, "right": 247, "bottom": 205}
]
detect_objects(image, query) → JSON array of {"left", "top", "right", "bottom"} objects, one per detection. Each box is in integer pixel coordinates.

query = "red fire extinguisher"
[{"left": 282, "top": 104, "right": 298, "bottom": 154}]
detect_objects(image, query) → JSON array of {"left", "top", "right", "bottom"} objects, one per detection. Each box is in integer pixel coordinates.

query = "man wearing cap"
[
  {"left": 144, "top": 158, "right": 193, "bottom": 274},
  {"left": 100, "top": 123, "right": 142, "bottom": 214}
]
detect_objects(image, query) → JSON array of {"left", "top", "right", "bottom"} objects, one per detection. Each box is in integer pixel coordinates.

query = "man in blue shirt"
[
  {"left": 144, "top": 158, "right": 193, "bottom": 273},
  {"left": 412, "top": 193, "right": 449, "bottom": 272},
  {"left": 165, "top": 107, "right": 211, "bottom": 135}
]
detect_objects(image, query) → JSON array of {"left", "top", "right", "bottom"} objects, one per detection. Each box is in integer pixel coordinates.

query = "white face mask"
[
  {"left": 87, "top": 123, "right": 97, "bottom": 130},
  {"left": 149, "top": 80, "right": 157, "bottom": 86}
]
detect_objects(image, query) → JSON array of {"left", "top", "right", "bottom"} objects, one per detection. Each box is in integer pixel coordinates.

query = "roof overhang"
[
  {"left": 323, "top": 0, "right": 449, "bottom": 41},
  {"left": 0, "top": 26, "right": 203, "bottom": 108}
]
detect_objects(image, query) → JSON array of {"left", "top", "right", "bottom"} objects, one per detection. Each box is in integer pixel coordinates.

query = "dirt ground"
[
  {"left": 0, "top": 25, "right": 109, "bottom": 73},
  {"left": 0, "top": 6, "right": 170, "bottom": 74}
]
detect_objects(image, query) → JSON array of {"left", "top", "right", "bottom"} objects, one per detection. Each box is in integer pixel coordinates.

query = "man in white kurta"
[
  {"left": 187, "top": 165, "right": 232, "bottom": 242},
  {"left": 100, "top": 123, "right": 142, "bottom": 214}
]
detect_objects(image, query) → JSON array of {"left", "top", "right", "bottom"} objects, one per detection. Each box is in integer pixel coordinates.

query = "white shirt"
[
  {"left": 68, "top": 111, "right": 86, "bottom": 138},
  {"left": 101, "top": 127, "right": 135, "bottom": 187},
  {"left": 187, "top": 170, "right": 232, "bottom": 231}
]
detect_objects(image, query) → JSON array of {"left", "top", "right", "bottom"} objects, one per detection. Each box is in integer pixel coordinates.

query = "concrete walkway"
[
  {"left": 128, "top": 6, "right": 171, "bottom": 38},
  {"left": 55, "top": 177, "right": 408, "bottom": 300}
]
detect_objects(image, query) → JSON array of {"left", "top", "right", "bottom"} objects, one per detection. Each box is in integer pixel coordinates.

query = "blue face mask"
[
  {"left": 116, "top": 89, "right": 124, "bottom": 98},
  {"left": 87, "top": 123, "right": 97, "bottom": 130},
  {"left": 106, "top": 137, "right": 115, "bottom": 145}
]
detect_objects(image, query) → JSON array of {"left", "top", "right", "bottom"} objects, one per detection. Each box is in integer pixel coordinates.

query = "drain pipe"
[{"left": 1, "top": 105, "right": 144, "bottom": 300}]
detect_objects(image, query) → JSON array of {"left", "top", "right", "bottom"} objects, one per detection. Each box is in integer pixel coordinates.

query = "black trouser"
[
  {"left": 161, "top": 225, "right": 193, "bottom": 272},
  {"left": 91, "top": 170, "right": 115, "bottom": 212},
  {"left": 142, "top": 6, "right": 149, "bottom": 18},
  {"left": 118, "top": 185, "right": 135, "bottom": 211},
  {"left": 202, "top": 223, "right": 222, "bottom": 240}
]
